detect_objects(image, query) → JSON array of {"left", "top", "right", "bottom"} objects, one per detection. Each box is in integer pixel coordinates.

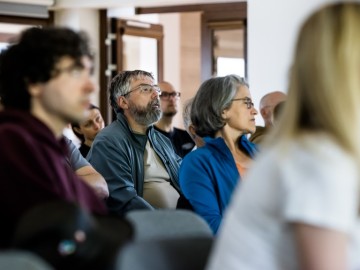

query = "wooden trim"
[
  {"left": 201, "top": 2, "right": 247, "bottom": 81},
  {"left": 207, "top": 20, "right": 244, "bottom": 30},
  {"left": 244, "top": 19, "right": 248, "bottom": 79},
  {"left": 136, "top": 3, "right": 246, "bottom": 14},
  {"left": 157, "top": 37, "right": 164, "bottom": 82},
  {"left": 114, "top": 19, "right": 164, "bottom": 82},
  {"left": 201, "top": 13, "right": 212, "bottom": 81},
  {"left": 117, "top": 20, "right": 163, "bottom": 39},
  {"left": 99, "top": 9, "right": 113, "bottom": 125},
  {"left": 136, "top": 2, "right": 247, "bottom": 82},
  {"left": 0, "top": 14, "right": 52, "bottom": 26}
]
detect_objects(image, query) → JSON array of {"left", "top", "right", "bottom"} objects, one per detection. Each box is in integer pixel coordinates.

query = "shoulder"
[
  {"left": 0, "top": 123, "right": 35, "bottom": 144},
  {"left": 95, "top": 122, "right": 129, "bottom": 144},
  {"left": 173, "top": 127, "right": 190, "bottom": 136},
  {"left": 181, "top": 142, "right": 222, "bottom": 167}
]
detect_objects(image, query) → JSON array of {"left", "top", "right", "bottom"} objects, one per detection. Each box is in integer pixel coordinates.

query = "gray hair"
[
  {"left": 182, "top": 98, "right": 193, "bottom": 132},
  {"left": 191, "top": 74, "right": 249, "bottom": 138},
  {"left": 108, "top": 70, "right": 154, "bottom": 113}
]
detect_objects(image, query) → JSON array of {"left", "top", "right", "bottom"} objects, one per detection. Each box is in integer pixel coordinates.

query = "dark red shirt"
[{"left": 0, "top": 110, "right": 106, "bottom": 248}]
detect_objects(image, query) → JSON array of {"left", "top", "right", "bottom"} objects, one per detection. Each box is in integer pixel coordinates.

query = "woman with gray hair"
[{"left": 179, "top": 74, "right": 258, "bottom": 234}]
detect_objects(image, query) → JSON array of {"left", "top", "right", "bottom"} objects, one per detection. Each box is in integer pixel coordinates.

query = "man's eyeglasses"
[
  {"left": 159, "top": 92, "right": 181, "bottom": 100},
  {"left": 232, "top": 98, "right": 254, "bottom": 109},
  {"left": 123, "top": 84, "right": 161, "bottom": 97}
]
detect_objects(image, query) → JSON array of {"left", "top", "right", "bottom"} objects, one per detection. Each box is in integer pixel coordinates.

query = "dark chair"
[
  {"left": 0, "top": 251, "right": 53, "bottom": 270},
  {"left": 125, "top": 209, "right": 213, "bottom": 241},
  {"left": 116, "top": 236, "right": 213, "bottom": 270}
]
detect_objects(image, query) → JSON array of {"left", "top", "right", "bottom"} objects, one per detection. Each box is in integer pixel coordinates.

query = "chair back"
[
  {"left": 116, "top": 236, "right": 213, "bottom": 270},
  {"left": 0, "top": 251, "right": 53, "bottom": 270},
  {"left": 125, "top": 209, "right": 212, "bottom": 241}
]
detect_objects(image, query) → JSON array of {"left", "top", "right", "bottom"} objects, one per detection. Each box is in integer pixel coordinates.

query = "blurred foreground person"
[
  {"left": 208, "top": 3, "right": 360, "bottom": 269},
  {"left": 0, "top": 27, "right": 106, "bottom": 248}
]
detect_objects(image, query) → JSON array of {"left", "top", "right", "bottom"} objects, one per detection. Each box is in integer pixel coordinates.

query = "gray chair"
[
  {"left": 125, "top": 209, "right": 213, "bottom": 241},
  {"left": 0, "top": 251, "right": 53, "bottom": 270},
  {"left": 116, "top": 236, "right": 213, "bottom": 270}
]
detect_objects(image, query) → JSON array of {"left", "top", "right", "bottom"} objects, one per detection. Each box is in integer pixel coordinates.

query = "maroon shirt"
[{"left": 0, "top": 110, "right": 106, "bottom": 248}]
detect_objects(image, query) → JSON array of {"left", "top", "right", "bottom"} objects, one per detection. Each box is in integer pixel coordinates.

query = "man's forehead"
[
  {"left": 131, "top": 75, "right": 154, "bottom": 84},
  {"left": 56, "top": 55, "right": 92, "bottom": 68}
]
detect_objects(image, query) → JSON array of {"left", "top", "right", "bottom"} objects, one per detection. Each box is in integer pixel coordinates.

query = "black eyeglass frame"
[
  {"left": 231, "top": 98, "right": 254, "bottom": 109},
  {"left": 159, "top": 91, "right": 181, "bottom": 100}
]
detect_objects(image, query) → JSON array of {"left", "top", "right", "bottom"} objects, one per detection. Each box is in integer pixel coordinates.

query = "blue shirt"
[{"left": 179, "top": 135, "right": 257, "bottom": 234}]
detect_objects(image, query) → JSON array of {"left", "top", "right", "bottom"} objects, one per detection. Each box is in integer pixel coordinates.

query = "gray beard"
[{"left": 129, "top": 100, "right": 162, "bottom": 127}]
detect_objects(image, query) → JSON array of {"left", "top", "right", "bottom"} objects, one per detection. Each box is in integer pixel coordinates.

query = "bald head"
[
  {"left": 259, "top": 91, "right": 287, "bottom": 126},
  {"left": 158, "top": 81, "right": 175, "bottom": 92}
]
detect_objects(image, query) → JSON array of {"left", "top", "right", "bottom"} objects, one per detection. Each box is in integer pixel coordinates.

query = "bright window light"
[{"left": 217, "top": 57, "right": 245, "bottom": 77}]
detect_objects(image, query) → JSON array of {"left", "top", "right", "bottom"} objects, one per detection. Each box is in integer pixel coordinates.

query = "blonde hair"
[{"left": 271, "top": 2, "right": 360, "bottom": 158}]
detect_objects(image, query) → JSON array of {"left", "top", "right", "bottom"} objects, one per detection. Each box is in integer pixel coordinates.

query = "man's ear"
[
  {"left": 260, "top": 108, "right": 267, "bottom": 118},
  {"left": 28, "top": 83, "right": 43, "bottom": 97},
  {"left": 118, "top": 96, "right": 129, "bottom": 110}
]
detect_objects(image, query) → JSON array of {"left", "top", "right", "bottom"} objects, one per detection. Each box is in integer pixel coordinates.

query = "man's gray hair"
[{"left": 108, "top": 70, "right": 154, "bottom": 113}]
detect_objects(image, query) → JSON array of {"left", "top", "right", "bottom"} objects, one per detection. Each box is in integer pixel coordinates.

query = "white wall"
[
  {"left": 54, "top": 9, "right": 100, "bottom": 106},
  {"left": 248, "top": 0, "right": 336, "bottom": 126},
  {"left": 52, "top": 0, "right": 340, "bottom": 128},
  {"left": 54, "top": 9, "right": 100, "bottom": 144}
]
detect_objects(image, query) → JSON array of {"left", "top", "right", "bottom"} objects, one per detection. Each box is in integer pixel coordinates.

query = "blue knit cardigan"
[{"left": 179, "top": 135, "right": 257, "bottom": 234}]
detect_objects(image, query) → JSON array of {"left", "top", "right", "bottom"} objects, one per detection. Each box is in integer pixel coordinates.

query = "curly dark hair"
[{"left": 0, "top": 27, "right": 92, "bottom": 110}]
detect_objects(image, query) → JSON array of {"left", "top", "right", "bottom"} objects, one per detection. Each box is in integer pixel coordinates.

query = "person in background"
[
  {"left": 207, "top": 3, "right": 360, "bottom": 269},
  {"left": 72, "top": 104, "right": 105, "bottom": 157},
  {"left": 179, "top": 75, "right": 258, "bottom": 234},
  {"left": 154, "top": 81, "right": 195, "bottom": 157},
  {"left": 64, "top": 136, "right": 109, "bottom": 199},
  {"left": 272, "top": 100, "right": 285, "bottom": 126},
  {"left": 88, "top": 70, "right": 182, "bottom": 215},
  {"left": 0, "top": 27, "right": 106, "bottom": 248},
  {"left": 249, "top": 91, "right": 286, "bottom": 144},
  {"left": 182, "top": 98, "right": 205, "bottom": 149}
]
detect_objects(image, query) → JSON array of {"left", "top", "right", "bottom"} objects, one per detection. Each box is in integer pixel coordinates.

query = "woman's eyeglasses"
[{"left": 232, "top": 98, "right": 254, "bottom": 109}]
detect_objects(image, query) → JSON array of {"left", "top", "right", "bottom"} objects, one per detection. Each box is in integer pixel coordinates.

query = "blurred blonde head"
[{"left": 272, "top": 2, "right": 360, "bottom": 158}]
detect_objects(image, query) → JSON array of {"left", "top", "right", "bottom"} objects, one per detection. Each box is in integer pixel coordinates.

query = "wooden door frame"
[
  {"left": 0, "top": 12, "right": 54, "bottom": 42},
  {"left": 99, "top": 12, "right": 164, "bottom": 124},
  {"left": 135, "top": 2, "right": 247, "bottom": 81}
]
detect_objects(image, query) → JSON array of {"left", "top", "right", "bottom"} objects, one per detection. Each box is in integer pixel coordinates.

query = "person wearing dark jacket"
[
  {"left": 154, "top": 81, "right": 195, "bottom": 157},
  {"left": 0, "top": 27, "right": 106, "bottom": 248},
  {"left": 88, "top": 70, "right": 182, "bottom": 215}
]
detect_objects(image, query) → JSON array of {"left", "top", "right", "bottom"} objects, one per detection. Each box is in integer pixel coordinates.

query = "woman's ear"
[
  {"left": 221, "top": 108, "right": 229, "bottom": 120},
  {"left": 73, "top": 126, "right": 83, "bottom": 135},
  {"left": 188, "top": 124, "right": 197, "bottom": 139}
]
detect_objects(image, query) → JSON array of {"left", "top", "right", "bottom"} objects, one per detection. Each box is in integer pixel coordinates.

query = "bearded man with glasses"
[
  {"left": 88, "top": 70, "right": 182, "bottom": 214},
  {"left": 154, "top": 81, "right": 195, "bottom": 158}
]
